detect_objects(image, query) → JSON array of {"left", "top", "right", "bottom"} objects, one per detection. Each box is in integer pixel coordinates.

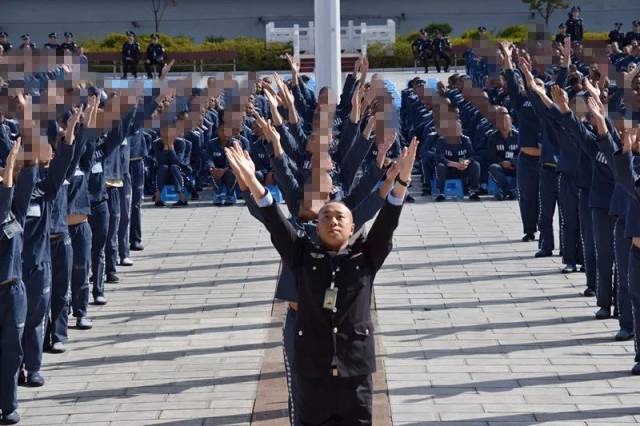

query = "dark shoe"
[
  {"left": 469, "top": 192, "right": 481, "bottom": 201},
  {"left": 50, "top": 342, "right": 66, "bottom": 354},
  {"left": 26, "top": 371, "right": 45, "bottom": 387},
  {"left": 76, "top": 317, "right": 93, "bottom": 330},
  {"left": 2, "top": 410, "right": 20, "bottom": 425},
  {"left": 561, "top": 264, "right": 578, "bottom": 274},
  {"left": 579, "top": 265, "right": 585, "bottom": 273},
  {"left": 173, "top": 200, "right": 188, "bottom": 207},
  {"left": 535, "top": 249, "right": 553, "bottom": 258},
  {"left": 130, "top": 243, "right": 144, "bottom": 251},
  {"left": 504, "top": 191, "right": 515, "bottom": 200},
  {"left": 583, "top": 288, "right": 596, "bottom": 297},
  {"left": 17, "top": 370, "right": 25, "bottom": 386},
  {"left": 632, "top": 362, "right": 640, "bottom": 375},
  {"left": 615, "top": 328, "right": 634, "bottom": 341},
  {"left": 405, "top": 194, "right": 415, "bottom": 203},
  {"left": 521, "top": 233, "right": 535, "bottom": 242},
  {"left": 435, "top": 194, "right": 445, "bottom": 202},
  {"left": 93, "top": 296, "right": 107, "bottom": 306},
  {"left": 106, "top": 273, "right": 120, "bottom": 283},
  {"left": 119, "top": 258, "right": 133, "bottom": 267},
  {"left": 595, "top": 307, "right": 611, "bottom": 320},
  {"left": 154, "top": 200, "right": 165, "bottom": 207}
]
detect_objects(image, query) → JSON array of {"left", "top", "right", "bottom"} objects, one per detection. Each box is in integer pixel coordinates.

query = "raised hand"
[
  {"left": 2, "top": 138, "right": 21, "bottom": 187},
  {"left": 398, "top": 136, "right": 418, "bottom": 183},
  {"left": 550, "top": 85, "right": 569, "bottom": 112},
  {"left": 263, "top": 88, "right": 283, "bottom": 127},
  {"left": 621, "top": 127, "right": 635, "bottom": 153},
  {"left": 586, "top": 96, "right": 607, "bottom": 136},
  {"left": 362, "top": 115, "right": 375, "bottom": 141},
  {"left": 64, "top": 105, "right": 84, "bottom": 146},
  {"left": 359, "top": 55, "right": 369, "bottom": 83},
  {"left": 160, "top": 59, "right": 175, "bottom": 80},
  {"left": 376, "top": 131, "right": 396, "bottom": 168},
  {"left": 561, "top": 36, "right": 572, "bottom": 67}
]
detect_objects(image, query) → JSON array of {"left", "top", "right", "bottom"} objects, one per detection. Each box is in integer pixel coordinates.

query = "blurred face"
[
  {"left": 49, "top": 36, "right": 56, "bottom": 43},
  {"left": 316, "top": 202, "right": 355, "bottom": 251},
  {"left": 128, "top": 36, "right": 135, "bottom": 43}
]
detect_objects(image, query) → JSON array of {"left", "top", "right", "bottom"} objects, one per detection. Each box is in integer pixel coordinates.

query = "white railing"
[{"left": 265, "top": 19, "right": 396, "bottom": 59}]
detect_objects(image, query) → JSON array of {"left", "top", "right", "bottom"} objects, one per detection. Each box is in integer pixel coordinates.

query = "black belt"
[
  {"left": 0, "top": 279, "right": 17, "bottom": 287},
  {"left": 542, "top": 163, "right": 557, "bottom": 170}
]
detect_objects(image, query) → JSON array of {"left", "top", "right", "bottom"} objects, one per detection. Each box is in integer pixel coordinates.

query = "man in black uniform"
[
  {"left": 625, "top": 20, "right": 640, "bottom": 47},
  {"left": 59, "top": 32, "right": 77, "bottom": 54},
  {"left": 44, "top": 33, "right": 60, "bottom": 50},
  {"left": 19, "top": 34, "right": 36, "bottom": 50},
  {"left": 609, "top": 22, "right": 625, "bottom": 46},
  {"left": 0, "top": 32, "right": 12, "bottom": 53},
  {"left": 555, "top": 23, "right": 568, "bottom": 45},
  {"left": 145, "top": 33, "right": 166, "bottom": 79},
  {"left": 225, "top": 137, "right": 418, "bottom": 425},
  {"left": 433, "top": 30, "right": 451, "bottom": 73},
  {"left": 122, "top": 31, "right": 141, "bottom": 79},
  {"left": 412, "top": 30, "right": 432, "bottom": 73},
  {"left": 565, "top": 6, "right": 584, "bottom": 43}
]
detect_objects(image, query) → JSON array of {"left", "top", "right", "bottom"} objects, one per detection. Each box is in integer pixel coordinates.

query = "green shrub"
[
  {"left": 583, "top": 32, "right": 608, "bottom": 41},
  {"left": 498, "top": 24, "right": 529, "bottom": 42},
  {"left": 424, "top": 23, "right": 453, "bottom": 36}
]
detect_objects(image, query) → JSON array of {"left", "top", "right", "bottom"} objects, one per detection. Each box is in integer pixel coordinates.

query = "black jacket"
[
  {"left": 565, "top": 17, "right": 584, "bottom": 42},
  {"left": 259, "top": 197, "right": 402, "bottom": 378}
]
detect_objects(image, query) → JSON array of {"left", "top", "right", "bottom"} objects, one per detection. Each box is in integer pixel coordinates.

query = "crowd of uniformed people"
[{"left": 0, "top": 7, "right": 639, "bottom": 424}]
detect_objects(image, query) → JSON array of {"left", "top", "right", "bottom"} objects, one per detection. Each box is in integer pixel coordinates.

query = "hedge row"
[{"left": 81, "top": 28, "right": 609, "bottom": 71}]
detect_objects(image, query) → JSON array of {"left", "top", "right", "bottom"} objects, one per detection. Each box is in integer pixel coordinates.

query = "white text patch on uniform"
[{"left": 27, "top": 203, "right": 41, "bottom": 218}]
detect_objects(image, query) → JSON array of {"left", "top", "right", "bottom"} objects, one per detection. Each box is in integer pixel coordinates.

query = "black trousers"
[
  {"left": 538, "top": 166, "right": 558, "bottom": 252},
  {"left": 122, "top": 60, "right": 138, "bottom": 78},
  {"left": 628, "top": 245, "right": 640, "bottom": 362},
  {"left": 297, "top": 374, "right": 372, "bottom": 426},
  {"left": 145, "top": 59, "right": 165, "bottom": 78},
  {"left": 558, "top": 172, "right": 581, "bottom": 265},
  {"left": 579, "top": 188, "right": 596, "bottom": 291},
  {"left": 614, "top": 216, "right": 633, "bottom": 330},
  {"left": 592, "top": 207, "right": 616, "bottom": 309},
  {"left": 517, "top": 152, "right": 539, "bottom": 236}
]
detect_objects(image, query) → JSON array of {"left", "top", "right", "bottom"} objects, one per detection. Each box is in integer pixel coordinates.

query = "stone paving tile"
[
  {"left": 377, "top": 197, "right": 640, "bottom": 425},
  {"left": 19, "top": 192, "right": 640, "bottom": 425}
]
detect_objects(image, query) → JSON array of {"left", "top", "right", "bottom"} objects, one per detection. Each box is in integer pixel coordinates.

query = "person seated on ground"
[
  {"left": 202, "top": 115, "right": 250, "bottom": 206},
  {"left": 487, "top": 106, "right": 519, "bottom": 200},
  {"left": 152, "top": 121, "right": 190, "bottom": 208},
  {"left": 433, "top": 108, "right": 481, "bottom": 201}
]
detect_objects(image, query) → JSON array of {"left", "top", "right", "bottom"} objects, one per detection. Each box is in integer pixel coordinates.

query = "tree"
[
  {"left": 522, "top": 0, "right": 569, "bottom": 28},
  {"left": 151, "top": 0, "right": 177, "bottom": 33}
]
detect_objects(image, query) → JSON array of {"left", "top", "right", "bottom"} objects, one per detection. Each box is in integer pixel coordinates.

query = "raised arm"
[{"left": 225, "top": 142, "right": 304, "bottom": 267}]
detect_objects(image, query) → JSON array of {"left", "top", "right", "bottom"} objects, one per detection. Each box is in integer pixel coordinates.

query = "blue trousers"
[
  {"left": 538, "top": 166, "right": 558, "bottom": 252},
  {"left": 129, "top": 160, "right": 144, "bottom": 248},
  {"left": 0, "top": 280, "right": 26, "bottom": 413},
  {"left": 435, "top": 161, "right": 480, "bottom": 193},
  {"left": 629, "top": 245, "right": 640, "bottom": 362},
  {"left": 70, "top": 222, "right": 91, "bottom": 318},
  {"left": 592, "top": 207, "right": 616, "bottom": 309},
  {"left": 558, "top": 172, "right": 581, "bottom": 265},
  {"left": 516, "top": 153, "right": 539, "bottom": 235},
  {"left": 283, "top": 306, "right": 300, "bottom": 426},
  {"left": 89, "top": 200, "right": 109, "bottom": 299},
  {"left": 156, "top": 164, "right": 184, "bottom": 193},
  {"left": 579, "top": 188, "right": 596, "bottom": 291},
  {"left": 614, "top": 217, "right": 633, "bottom": 330},
  {"left": 46, "top": 235, "right": 72, "bottom": 345},
  {"left": 488, "top": 163, "right": 516, "bottom": 194},
  {"left": 105, "top": 186, "right": 121, "bottom": 276},
  {"left": 22, "top": 263, "right": 51, "bottom": 372},
  {"left": 118, "top": 173, "right": 132, "bottom": 262}
]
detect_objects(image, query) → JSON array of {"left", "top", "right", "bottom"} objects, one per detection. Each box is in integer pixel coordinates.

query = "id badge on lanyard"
[
  {"left": 27, "top": 203, "right": 41, "bottom": 218},
  {"left": 2, "top": 220, "right": 22, "bottom": 240}
]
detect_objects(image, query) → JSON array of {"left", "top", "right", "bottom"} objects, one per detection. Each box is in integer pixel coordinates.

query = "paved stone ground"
[
  {"left": 18, "top": 192, "right": 640, "bottom": 425},
  {"left": 378, "top": 197, "right": 640, "bottom": 425}
]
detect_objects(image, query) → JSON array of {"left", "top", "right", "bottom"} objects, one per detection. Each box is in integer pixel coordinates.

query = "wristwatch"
[{"left": 396, "top": 177, "right": 411, "bottom": 187}]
